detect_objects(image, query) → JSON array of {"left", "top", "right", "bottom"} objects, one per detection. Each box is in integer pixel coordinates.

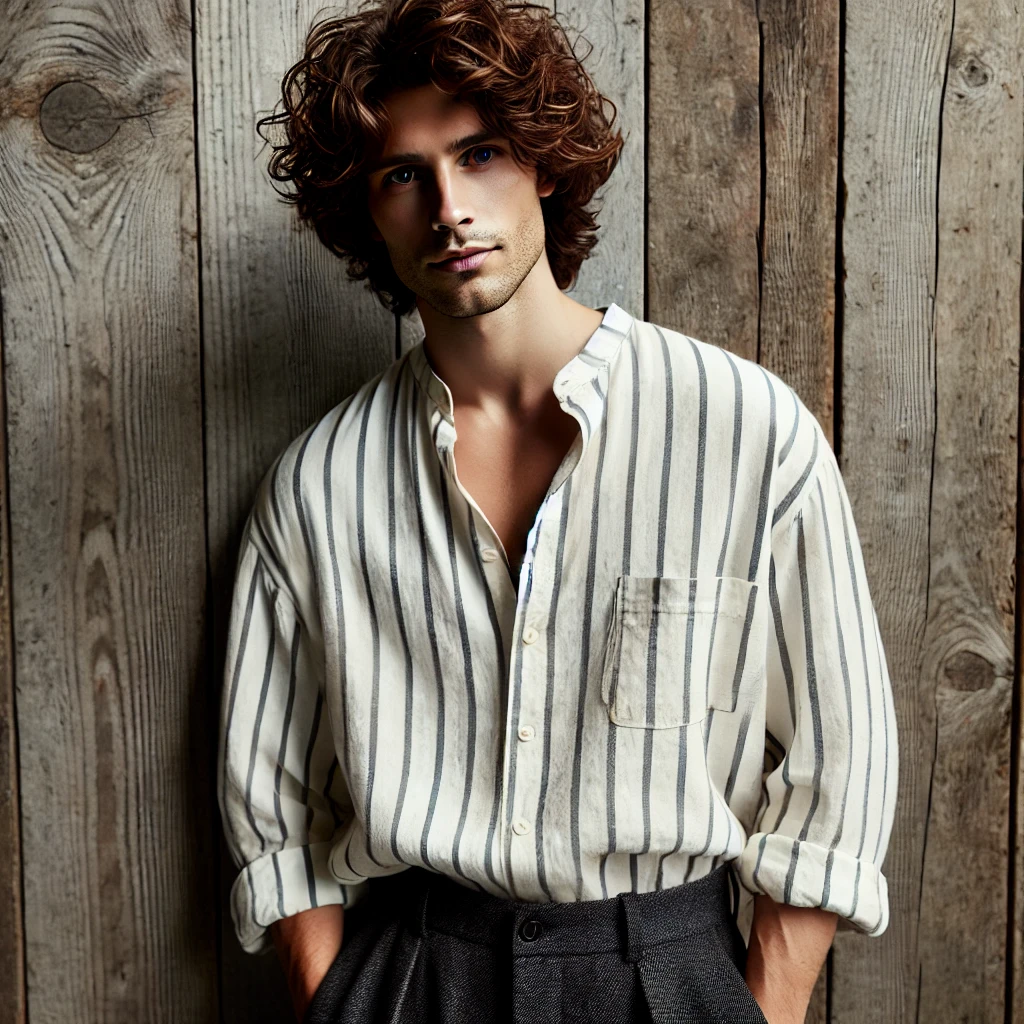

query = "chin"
[{"left": 423, "top": 280, "right": 520, "bottom": 320}]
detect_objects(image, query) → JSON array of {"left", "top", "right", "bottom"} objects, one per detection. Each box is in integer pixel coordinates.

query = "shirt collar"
[{"left": 406, "top": 302, "right": 634, "bottom": 444}]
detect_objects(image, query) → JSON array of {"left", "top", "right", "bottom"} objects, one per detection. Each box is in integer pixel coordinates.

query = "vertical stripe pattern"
[{"left": 217, "top": 303, "right": 899, "bottom": 955}]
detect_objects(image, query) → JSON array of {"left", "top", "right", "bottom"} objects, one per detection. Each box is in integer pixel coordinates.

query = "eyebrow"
[{"left": 366, "top": 130, "right": 503, "bottom": 174}]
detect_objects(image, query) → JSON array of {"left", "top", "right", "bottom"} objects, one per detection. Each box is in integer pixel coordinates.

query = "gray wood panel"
[
  {"left": 840, "top": 0, "right": 951, "bottom": 1018},
  {"left": 0, "top": 7, "right": 215, "bottom": 1022},
  {"left": 0, "top": 326, "right": 24, "bottom": 1024},
  {"left": 758, "top": 0, "right": 840, "bottom": 443},
  {"left": 646, "top": 0, "right": 762, "bottom": 356},
  {"left": 555, "top": 0, "right": 646, "bottom": 317},
  {"left": 909, "top": 0, "right": 1022, "bottom": 1020},
  {"left": 194, "top": 0, "right": 397, "bottom": 1019}
]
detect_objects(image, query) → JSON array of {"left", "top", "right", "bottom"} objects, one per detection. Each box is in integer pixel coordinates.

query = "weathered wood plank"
[
  {"left": 555, "top": 0, "right": 645, "bottom": 317},
  {"left": 0, "top": 325, "right": 24, "bottom": 1024},
  {"left": 758, "top": 0, "right": 839, "bottom": 444},
  {"left": 646, "top": 0, "right": 761, "bottom": 354},
  {"left": 195, "top": 0, "right": 396, "bottom": 1018},
  {"left": 0, "top": 7, "right": 216, "bottom": 1022},
  {"left": 839, "top": 0, "right": 956, "bottom": 1018},
  {"left": 756, "top": 0, "right": 840, "bottom": 1017},
  {"left": 910, "top": 1, "right": 1022, "bottom": 1021}
]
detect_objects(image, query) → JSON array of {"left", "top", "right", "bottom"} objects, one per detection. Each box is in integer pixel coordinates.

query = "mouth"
[{"left": 429, "top": 247, "right": 498, "bottom": 272}]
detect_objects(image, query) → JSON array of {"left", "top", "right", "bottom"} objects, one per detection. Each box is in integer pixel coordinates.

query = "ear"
[{"left": 537, "top": 170, "right": 557, "bottom": 199}]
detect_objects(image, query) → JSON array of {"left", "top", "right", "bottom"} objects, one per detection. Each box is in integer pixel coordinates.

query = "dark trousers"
[{"left": 303, "top": 863, "right": 768, "bottom": 1023}]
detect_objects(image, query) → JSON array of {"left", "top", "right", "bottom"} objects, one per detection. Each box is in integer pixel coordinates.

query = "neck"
[{"left": 417, "top": 263, "right": 604, "bottom": 425}]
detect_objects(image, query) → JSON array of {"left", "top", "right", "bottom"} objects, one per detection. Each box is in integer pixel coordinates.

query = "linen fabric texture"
[{"left": 217, "top": 302, "right": 899, "bottom": 957}]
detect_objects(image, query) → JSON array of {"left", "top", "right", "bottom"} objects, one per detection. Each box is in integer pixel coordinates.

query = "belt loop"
[
  {"left": 417, "top": 874, "right": 431, "bottom": 938},
  {"left": 619, "top": 893, "right": 642, "bottom": 964}
]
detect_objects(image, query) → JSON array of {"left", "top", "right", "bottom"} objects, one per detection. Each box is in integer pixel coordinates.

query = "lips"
[{"left": 430, "top": 247, "right": 496, "bottom": 272}]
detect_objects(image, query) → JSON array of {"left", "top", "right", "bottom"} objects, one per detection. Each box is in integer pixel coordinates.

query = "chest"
[{"left": 451, "top": 409, "right": 581, "bottom": 583}]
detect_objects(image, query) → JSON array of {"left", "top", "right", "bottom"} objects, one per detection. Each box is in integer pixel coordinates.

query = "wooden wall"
[{"left": 0, "top": 0, "right": 1021, "bottom": 1020}]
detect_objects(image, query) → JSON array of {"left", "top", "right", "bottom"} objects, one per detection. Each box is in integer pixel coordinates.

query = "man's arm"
[
  {"left": 218, "top": 456, "right": 367, "bottom": 964},
  {"left": 734, "top": 408, "right": 899, "bottom": 1017},
  {"left": 271, "top": 904, "right": 346, "bottom": 1022},
  {"left": 745, "top": 895, "right": 838, "bottom": 1023}
]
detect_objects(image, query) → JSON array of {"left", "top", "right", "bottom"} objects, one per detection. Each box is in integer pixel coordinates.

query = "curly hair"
[{"left": 256, "top": 0, "right": 625, "bottom": 317}]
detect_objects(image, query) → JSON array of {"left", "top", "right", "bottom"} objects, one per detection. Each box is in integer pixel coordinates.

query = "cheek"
[
  {"left": 369, "top": 185, "right": 410, "bottom": 217},
  {"left": 478, "top": 163, "right": 535, "bottom": 204}
]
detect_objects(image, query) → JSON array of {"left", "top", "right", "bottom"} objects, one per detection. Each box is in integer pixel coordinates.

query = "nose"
[{"left": 430, "top": 163, "right": 473, "bottom": 234}]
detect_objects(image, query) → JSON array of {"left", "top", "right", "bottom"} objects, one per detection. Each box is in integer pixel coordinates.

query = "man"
[{"left": 217, "top": 0, "right": 899, "bottom": 1021}]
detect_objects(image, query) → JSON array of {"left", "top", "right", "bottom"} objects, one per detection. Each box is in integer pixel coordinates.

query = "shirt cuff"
[
  {"left": 734, "top": 832, "right": 890, "bottom": 937},
  {"left": 230, "top": 839, "right": 369, "bottom": 955}
]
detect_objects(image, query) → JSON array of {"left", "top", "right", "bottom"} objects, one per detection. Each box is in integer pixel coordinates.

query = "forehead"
[{"left": 377, "top": 82, "right": 484, "bottom": 148}]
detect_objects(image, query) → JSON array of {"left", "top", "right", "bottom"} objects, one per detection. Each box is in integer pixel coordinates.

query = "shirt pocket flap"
[{"left": 600, "top": 574, "right": 762, "bottom": 728}]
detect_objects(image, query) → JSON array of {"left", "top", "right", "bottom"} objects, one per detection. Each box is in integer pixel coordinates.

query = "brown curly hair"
[{"left": 256, "top": 0, "right": 625, "bottom": 317}]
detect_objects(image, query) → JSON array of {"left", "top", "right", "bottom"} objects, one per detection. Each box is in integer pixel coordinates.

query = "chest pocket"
[{"left": 600, "top": 574, "right": 763, "bottom": 729}]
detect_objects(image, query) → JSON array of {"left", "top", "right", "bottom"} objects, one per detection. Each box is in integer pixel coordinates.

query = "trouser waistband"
[{"left": 369, "top": 863, "right": 737, "bottom": 962}]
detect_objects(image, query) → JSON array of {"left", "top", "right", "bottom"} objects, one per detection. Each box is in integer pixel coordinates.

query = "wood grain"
[
  {"left": 0, "top": 273, "right": 24, "bottom": 1024},
  {"left": 911, "top": 0, "right": 1023, "bottom": 1020},
  {"left": 646, "top": 0, "right": 761, "bottom": 354},
  {"left": 757, "top": 0, "right": 839, "bottom": 446},
  {"left": 194, "top": 0, "right": 397, "bottom": 1018},
  {"left": 839, "top": 0, "right": 952, "bottom": 1018},
  {"left": 0, "top": 1, "right": 215, "bottom": 1020},
  {"left": 554, "top": 0, "right": 646, "bottom": 318}
]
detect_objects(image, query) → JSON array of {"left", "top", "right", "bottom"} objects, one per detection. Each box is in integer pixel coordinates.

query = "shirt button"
[
  {"left": 517, "top": 724, "right": 535, "bottom": 742},
  {"left": 522, "top": 626, "right": 538, "bottom": 644},
  {"left": 481, "top": 547, "right": 498, "bottom": 562},
  {"left": 512, "top": 819, "right": 531, "bottom": 836}
]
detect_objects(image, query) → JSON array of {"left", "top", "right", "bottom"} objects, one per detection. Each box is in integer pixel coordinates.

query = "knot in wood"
[
  {"left": 942, "top": 649, "right": 995, "bottom": 692},
  {"left": 39, "top": 81, "right": 119, "bottom": 153},
  {"left": 954, "top": 50, "right": 992, "bottom": 90}
]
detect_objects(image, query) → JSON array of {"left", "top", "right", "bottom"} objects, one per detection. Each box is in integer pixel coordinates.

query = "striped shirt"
[{"left": 217, "top": 301, "right": 899, "bottom": 956}]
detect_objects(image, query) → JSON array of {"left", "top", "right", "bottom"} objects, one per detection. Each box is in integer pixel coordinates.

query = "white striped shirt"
[{"left": 218, "top": 302, "right": 899, "bottom": 956}]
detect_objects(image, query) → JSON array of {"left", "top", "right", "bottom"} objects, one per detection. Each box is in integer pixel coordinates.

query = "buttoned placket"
[
  {"left": 471, "top": 381, "right": 594, "bottom": 897},
  {"left": 410, "top": 306, "right": 630, "bottom": 898},
  {"left": 428, "top": 401, "right": 584, "bottom": 895}
]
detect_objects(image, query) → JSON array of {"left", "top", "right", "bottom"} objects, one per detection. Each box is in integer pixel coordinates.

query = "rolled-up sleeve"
[
  {"left": 217, "top": 512, "right": 367, "bottom": 955},
  {"left": 735, "top": 435, "right": 899, "bottom": 937}
]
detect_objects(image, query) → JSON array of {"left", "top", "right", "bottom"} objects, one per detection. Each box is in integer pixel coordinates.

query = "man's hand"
[
  {"left": 744, "top": 894, "right": 838, "bottom": 1024},
  {"left": 270, "top": 904, "right": 345, "bottom": 1022}
]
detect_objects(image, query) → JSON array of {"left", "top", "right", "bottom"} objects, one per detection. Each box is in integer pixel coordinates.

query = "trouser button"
[{"left": 519, "top": 919, "right": 543, "bottom": 942}]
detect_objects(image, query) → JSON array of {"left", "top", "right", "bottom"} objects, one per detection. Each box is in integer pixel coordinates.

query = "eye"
[
  {"left": 382, "top": 146, "right": 501, "bottom": 188},
  {"left": 384, "top": 167, "right": 416, "bottom": 187},
  {"left": 467, "top": 145, "right": 498, "bottom": 165}
]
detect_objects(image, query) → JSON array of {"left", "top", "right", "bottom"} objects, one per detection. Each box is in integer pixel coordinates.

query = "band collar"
[{"left": 407, "top": 301, "right": 634, "bottom": 451}]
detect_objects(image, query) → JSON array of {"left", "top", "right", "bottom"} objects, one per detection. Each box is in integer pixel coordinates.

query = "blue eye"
[{"left": 383, "top": 146, "right": 499, "bottom": 187}]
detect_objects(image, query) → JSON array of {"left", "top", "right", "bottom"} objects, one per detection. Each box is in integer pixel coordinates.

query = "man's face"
[{"left": 366, "top": 82, "right": 556, "bottom": 318}]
